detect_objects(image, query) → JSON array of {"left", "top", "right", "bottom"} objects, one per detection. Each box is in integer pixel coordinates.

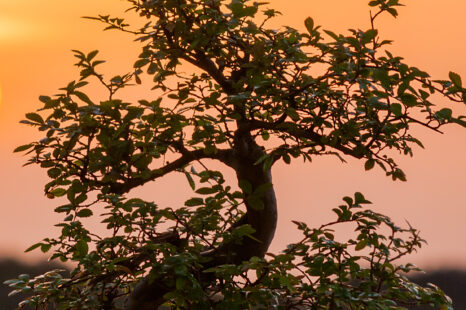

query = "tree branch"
[
  {"left": 108, "top": 148, "right": 233, "bottom": 194},
  {"left": 248, "top": 120, "right": 365, "bottom": 159}
]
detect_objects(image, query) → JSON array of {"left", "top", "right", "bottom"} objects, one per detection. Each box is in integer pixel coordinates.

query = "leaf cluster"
[{"left": 5, "top": 192, "right": 452, "bottom": 309}]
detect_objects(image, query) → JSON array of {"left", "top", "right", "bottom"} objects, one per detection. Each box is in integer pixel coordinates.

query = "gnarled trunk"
[
  {"left": 124, "top": 132, "right": 278, "bottom": 309},
  {"left": 227, "top": 131, "right": 278, "bottom": 262}
]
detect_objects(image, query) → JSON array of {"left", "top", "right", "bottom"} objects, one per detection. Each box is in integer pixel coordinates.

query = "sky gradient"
[{"left": 0, "top": 0, "right": 465, "bottom": 269}]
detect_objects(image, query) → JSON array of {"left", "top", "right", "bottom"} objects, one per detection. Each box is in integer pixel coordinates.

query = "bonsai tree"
[{"left": 6, "top": 0, "right": 465, "bottom": 309}]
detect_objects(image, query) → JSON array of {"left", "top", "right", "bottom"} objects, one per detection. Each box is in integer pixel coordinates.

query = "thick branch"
[
  {"left": 109, "top": 148, "right": 233, "bottom": 194},
  {"left": 248, "top": 120, "right": 365, "bottom": 159}
]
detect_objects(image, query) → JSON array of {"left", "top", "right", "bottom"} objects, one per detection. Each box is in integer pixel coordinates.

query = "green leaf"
[
  {"left": 392, "top": 168, "right": 407, "bottom": 181},
  {"left": 449, "top": 71, "right": 462, "bottom": 88},
  {"left": 13, "top": 144, "right": 34, "bottom": 153},
  {"left": 435, "top": 108, "right": 453, "bottom": 120},
  {"left": 451, "top": 117, "right": 466, "bottom": 127},
  {"left": 304, "top": 17, "right": 314, "bottom": 34},
  {"left": 51, "top": 188, "right": 67, "bottom": 197},
  {"left": 361, "top": 29, "right": 378, "bottom": 44},
  {"left": 184, "top": 172, "right": 195, "bottom": 190},
  {"left": 364, "top": 159, "right": 375, "bottom": 171},
  {"left": 39, "top": 95, "right": 51, "bottom": 104},
  {"left": 386, "top": 7, "right": 398, "bottom": 18},
  {"left": 324, "top": 30, "right": 339, "bottom": 40},
  {"left": 195, "top": 187, "right": 217, "bottom": 195},
  {"left": 3, "top": 279, "right": 22, "bottom": 286},
  {"left": 343, "top": 196, "right": 353, "bottom": 206},
  {"left": 355, "top": 239, "right": 368, "bottom": 251},
  {"left": 74, "top": 91, "right": 94, "bottom": 105},
  {"left": 373, "top": 68, "right": 391, "bottom": 89},
  {"left": 185, "top": 197, "right": 204, "bottom": 207},
  {"left": 282, "top": 153, "right": 291, "bottom": 164},
  {"left": 230, "top": 1, "right": 257, "bottom": 18},
  {"left": 75, "top": 239, "right": 89, "bottom": 256},
  {"left": 390, "top": 103, "right": 402, "bottom": 116},
  {"left": 354, "top": 192, "right": 371, "bottom": 204},
  {"left": 86, "top": 50, "right": 99, "bottom": 61},
  {"left": 261, "top": 130, "right": 270, "bottom": 141},
  {"left": 47, "top": 167, "right": 61, "bottom": 178},
  {"left": 134, "top": 58, "right": 150, "bottom": 68},
  {"left": 25, "top": 113, "right": 44, "bottom": 124},
  {"left": 40, "top": 243, "right": 52, "bottom": 253},
  {"left": 76, "top": 209, "right": 93, "bottom": 218},
  {"left": 24, "top": 243, "right": 42, "bottom": 253},
  {"left": 400, "top": 93, "right": 418, "bottom": 107},
  {"left": 55, "top": 204, "right": 73, "bottom": 213}
]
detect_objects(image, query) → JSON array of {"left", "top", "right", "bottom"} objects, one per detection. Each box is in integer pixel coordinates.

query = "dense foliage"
[{"left": 6, "top": 0, "right": 465, "bottom": 309}]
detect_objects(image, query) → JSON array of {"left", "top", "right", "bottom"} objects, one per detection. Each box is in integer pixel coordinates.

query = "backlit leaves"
[{"left": 8, "top": 0, "right": 464, "bottom": 308}]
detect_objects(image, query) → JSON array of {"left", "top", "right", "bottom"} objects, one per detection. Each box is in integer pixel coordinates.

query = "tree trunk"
[
  {"left": 124, "top": 131, "right": 278, "bottom": 309},
  {"left": 226, "top": 131, "right": 278, "bottom": 262}
]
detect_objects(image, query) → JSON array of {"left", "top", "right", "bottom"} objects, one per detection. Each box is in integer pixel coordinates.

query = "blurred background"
[{"left": 0, "top": 0, "right": 465, "bottom": 308}]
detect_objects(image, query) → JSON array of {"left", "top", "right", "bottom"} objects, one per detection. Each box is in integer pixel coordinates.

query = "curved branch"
[
  {"left": 109, "top": 148, "right": 234, "bottom": 194},
  {"left": 248, "top": 120, "right": 365, "bottom": 159}
]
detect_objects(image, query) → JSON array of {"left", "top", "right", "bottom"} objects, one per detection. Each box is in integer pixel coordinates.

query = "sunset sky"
[{"left": 0, "top": 0, "right": 465, "bottom": 270}]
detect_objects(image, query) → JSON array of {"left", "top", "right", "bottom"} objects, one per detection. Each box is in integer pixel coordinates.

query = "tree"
[{"left": 5, "top": 0, "right": 465, "bottom": 309}]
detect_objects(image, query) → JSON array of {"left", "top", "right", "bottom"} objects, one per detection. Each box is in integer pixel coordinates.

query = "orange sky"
[{"left": 0, "top": 0, "right": 465, "bottom": 270}]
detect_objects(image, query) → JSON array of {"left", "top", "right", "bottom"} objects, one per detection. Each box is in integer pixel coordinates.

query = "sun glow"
[{"left": 0, "top": 16, "right": 41, "bottom": 43}]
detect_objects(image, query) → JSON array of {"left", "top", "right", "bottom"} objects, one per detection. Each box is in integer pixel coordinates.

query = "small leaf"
[
  {"left": 74, "top": 91, "right": 94, "bottom": 105},
  {"left": 196, "top": 187, "right": 217, "bottom": 195},
  {"left": 47, "top": 167, "right": 61, "bottom": 178},
  {"left": 3, "top": 279, "right": 22, "bottom": 286},
  {"left": 134, "top": 58, "right": 150, "bottom": 68},
  {"left": 386, "top": 7, "right": 398, "bottom": 18},
  {"left": 25, "top": 113, "right": 44, "bottom": 124},
  {"left": 24, "top": 243, "right": 42, "bottom": 253},
  {"left": 392, "top": 168, "right": 407, "bottom": 181},
  {"left": 76, "top": 209, "right": 93, "bottom": 218},
  {"left": 354, "top": 192, "right": 371, "bottom": 204},
  {"left": 400, "top": 93, "right": 418, "bottom": 107},
  {"left": 40, "top": 243, "right": 52, "bottom": 253},
  {"left": 390, "top": 103, "right": 402, "bottom": 116},
  {"left": 185, "top": 198, "right": 204, "bottom": 207},
  {"left": 39, "top": 95, "right": 51, "bottom": 104},
  {"left": 449, "top": 71, "right": 462, "bottom": 88},
  {"left": 361, "top": 29, "right": 378, "bottom": 44},
  {"left": 87, "top": 50, "right": 99, "bottom": 61},
  {"left": 13, "top": 144, "right": 34, "bottom": 153},
  {"left": 435, "top": 108, "right": 452, "bottom": 120},
  {"left": 324, "top": 30, "right": 339, "bottom": 40},
  {"left": 51, "top": 188, "right": 67, "bottom": 197},
  {"left": 184, "top": 172, "right": 195, "bottom": 190},
  {"left": 355, "top": 239, "right": 368, "bottom": 251},
  {"left": 343, "top": 196, "right": 353, "bottom": 207},
  {"left": 261, "top": 130, "right": 270, "bottom": 141},
  {"left": 451, "top": 117, "right": 466, "bottom": 127},
  {"left": 364, "top": 159, "right": 375, "bottom": 171},
  {"left": 75, "top": 239, "right": 88, "bottom": 256},
  {"left": 304, "top": 17, "right": 314, "bottom": 34}
]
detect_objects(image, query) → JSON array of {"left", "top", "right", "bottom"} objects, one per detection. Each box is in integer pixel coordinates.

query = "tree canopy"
[{"left": 6, "top": 0, "right": 465, "bottom": 309}]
